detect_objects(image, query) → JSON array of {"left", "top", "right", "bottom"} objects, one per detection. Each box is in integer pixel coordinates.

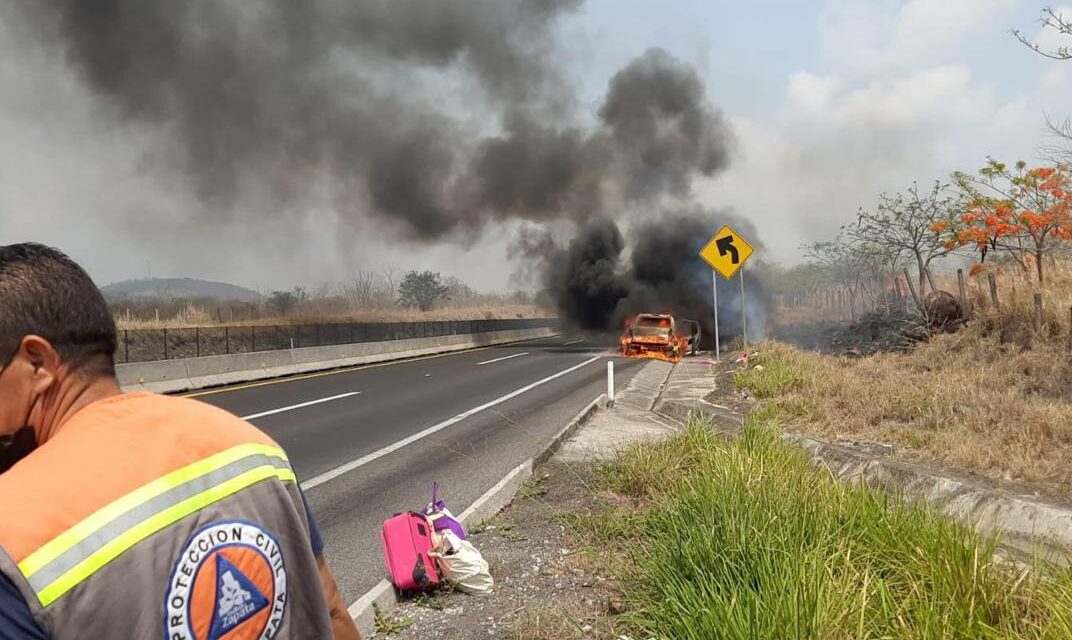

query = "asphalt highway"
[{"left": 187, "top": 334, "right": 645, "bottom": 603}]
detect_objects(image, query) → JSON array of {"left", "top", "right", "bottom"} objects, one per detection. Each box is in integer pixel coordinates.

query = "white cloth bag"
[{"left": 432, "top": 530, "right": 494, "bottom": 595}]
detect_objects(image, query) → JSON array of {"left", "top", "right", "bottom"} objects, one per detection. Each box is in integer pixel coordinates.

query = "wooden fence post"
[
  {"left": 1034, "top": 293, "right": 1043, "bottom": 334},
  {"left": 988, "top": 273, "right": 1000, "bottom": 310},
  {"left": 957, "top": 269, "right": 967, "bottom": 316},
  {"left": 925, "top": 268, "right": 937, "bottom": 295}
]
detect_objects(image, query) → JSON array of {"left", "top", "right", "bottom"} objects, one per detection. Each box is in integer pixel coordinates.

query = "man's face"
[
  {"left": 0, "top": 341, "right": 48, "bottom": 471},
  {"left": 0, "top": 344, "right": 34, "bottom": 438}
]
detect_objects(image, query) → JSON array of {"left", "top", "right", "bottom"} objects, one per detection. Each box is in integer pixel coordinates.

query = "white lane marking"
[
  {"left": 240, "top": 392, "right": 360, "bottom": 421},
  {"left": 562, "top": 339, "right": 584, "bottom": 346},
  {"left": 301, "top": 356, "right": 601, "bottom": 491},
  {"left": 476, "top": 352, "right": 529, "bottom": 366}
]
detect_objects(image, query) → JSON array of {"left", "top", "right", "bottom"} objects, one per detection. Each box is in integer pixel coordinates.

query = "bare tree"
[
  {"left": 860, "top": 237, "right": 908, "bottom": 312},
  {"left": 1015, "top": 9, "right": 1072, "bottom": 157},
  {"left": 1015, "top": 7, "right": 1072, "bottom": 60},
  {"left": 846, "top": 182, "right": 959, "bottom": 295},
  {"left": 1038, "top": 114, "right": 1072, "bottom": 163},
  {"left": 352, "top": 271, "right": 377, "bottom": 308},
  {"left": 444, "top": 276, "right": 476, "bottom": 307},
  {"left": 804, "top": 236, "right": 873, "bottom": 321},
  {"left": 381, "top": 266, "right": 398, "bottom": 296}
]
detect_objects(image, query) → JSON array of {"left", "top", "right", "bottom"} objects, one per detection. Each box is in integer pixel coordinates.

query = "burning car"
[{"left": 621, "top": 313, "right": 700, "bottom": 362}]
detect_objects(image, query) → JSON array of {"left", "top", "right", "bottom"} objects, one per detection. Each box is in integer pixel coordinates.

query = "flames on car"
[{"left": 619, "top": 313, "right": 700, "bottom": 363}]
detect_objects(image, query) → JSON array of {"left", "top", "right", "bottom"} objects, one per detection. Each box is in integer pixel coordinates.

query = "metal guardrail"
[{"left": 115, "top": 318, "right": 557, "bottom": 364}]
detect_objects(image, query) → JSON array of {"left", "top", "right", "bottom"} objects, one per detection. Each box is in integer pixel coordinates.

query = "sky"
[{"left": 1, "top": 0, "right": 1070, "bottom": 292}]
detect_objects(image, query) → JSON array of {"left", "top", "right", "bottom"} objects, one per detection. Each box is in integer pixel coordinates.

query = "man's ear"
[{"left": 19, "top": 335, "right": 61, "bottom": 394}]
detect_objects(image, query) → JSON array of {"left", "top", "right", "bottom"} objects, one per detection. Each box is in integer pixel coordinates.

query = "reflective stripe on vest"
[{"left": 15, "top": 443, "right": 295, "bottom": 607}]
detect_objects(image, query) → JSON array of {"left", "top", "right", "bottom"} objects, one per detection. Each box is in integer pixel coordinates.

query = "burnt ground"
[
  {"left": 768, "top": 319, "right": 839, "bottom": 352},
  {"left": 379, "top": 463, "right": 626, "bottom": 640},
  {"left": 771, "top": 309, "right": 931, "bottom": 356}
]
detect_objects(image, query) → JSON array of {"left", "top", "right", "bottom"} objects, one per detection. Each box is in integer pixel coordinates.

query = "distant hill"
[{"left": 101, "top": 278, "right": 261, "bottom": 302}]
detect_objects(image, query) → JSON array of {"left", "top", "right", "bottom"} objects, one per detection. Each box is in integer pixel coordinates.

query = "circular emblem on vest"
[{"left": 164, "top": 521, "right": 288, "bottom": 640}]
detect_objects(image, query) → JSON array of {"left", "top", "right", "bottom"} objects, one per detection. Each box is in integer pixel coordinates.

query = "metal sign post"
[
  {"left": 740, "top": 265, "right": 747, "bottom": 347},
  {"left": 712, "top": 269, "right": 720, "bottom": 360}
]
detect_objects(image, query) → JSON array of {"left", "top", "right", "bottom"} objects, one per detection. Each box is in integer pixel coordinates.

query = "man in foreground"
[{"left": 0, "top": 243, "right": 360, "bottom": 639}]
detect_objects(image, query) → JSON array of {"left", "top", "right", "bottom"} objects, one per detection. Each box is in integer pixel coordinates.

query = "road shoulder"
[{"left": 371, "top": 358, "right": 677, "bottom": 638}]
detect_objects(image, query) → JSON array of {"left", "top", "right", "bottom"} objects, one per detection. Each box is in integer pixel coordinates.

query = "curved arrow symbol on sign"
[{"left": 715, "top": 235, "right": 739, "bottom": 264}]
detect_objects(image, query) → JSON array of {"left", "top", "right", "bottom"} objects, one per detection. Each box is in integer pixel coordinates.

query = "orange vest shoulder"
[{"left": 0, "top": 393, "right": 279, "bottom": 562}]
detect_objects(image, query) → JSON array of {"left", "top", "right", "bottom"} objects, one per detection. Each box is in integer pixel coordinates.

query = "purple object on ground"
[{"left": 424, "top": 482, "right": 467, "bottom": 540}]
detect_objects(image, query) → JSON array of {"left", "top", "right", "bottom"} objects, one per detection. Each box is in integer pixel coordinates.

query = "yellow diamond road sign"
[{"left": 699, "top": 225, "right": 754, "bottom": 279}]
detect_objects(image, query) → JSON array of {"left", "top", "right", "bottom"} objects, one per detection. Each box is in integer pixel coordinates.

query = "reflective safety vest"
[{"left": 0, "top": 392, "right": 334, "bottom": 639}]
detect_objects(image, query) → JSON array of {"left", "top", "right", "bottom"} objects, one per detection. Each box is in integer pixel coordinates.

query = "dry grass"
[
  {"left": 503, "top": 608, "right": 598, "bottom": 640},
  {"left": 114, "top": 304, "right": 551, "bottom": 330},
  {"left": 958, "top": 262, "right": 1072, "bottom": 348},
  {"left": 771, "top": 260, "right": 1072, "bottom": 345},
  {"left": 746, "top": 260, "right": 1072, "bottom": 496},
  {"left": 742, "top": 332, "right": 1072, "bottom": 496}
]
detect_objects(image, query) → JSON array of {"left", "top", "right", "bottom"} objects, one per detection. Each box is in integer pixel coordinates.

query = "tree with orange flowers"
[{"left": 952, "top": 160, "right": 1072, "bottom": 284}]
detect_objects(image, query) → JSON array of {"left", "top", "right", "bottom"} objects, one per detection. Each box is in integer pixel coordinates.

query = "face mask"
[
  {"left": 0, "top": 346, "right": 40, "bottom": 473},
  {"left": 0, "top": 426, "right": 37, "bottom": 474}
]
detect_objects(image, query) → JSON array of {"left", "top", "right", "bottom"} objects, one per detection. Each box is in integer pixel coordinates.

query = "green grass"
[
  {"left": 411, "top": 591, "right": 448, "bottom": 611},
  {"left": 373, "top": 603, "right": 415, "bottom": 636},
  {"left": 732, "top": 356, "right": 804, "bottom": 398},
  {"left": 516, "top": 474, "right": 549, "bottom": 501},
  {"left": 581, "top": 418, "right": 1072, "bottom": 639}
]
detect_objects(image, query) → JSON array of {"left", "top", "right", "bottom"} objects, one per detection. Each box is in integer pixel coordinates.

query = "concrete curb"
[
  {"left": 118, "top": 328, "right": 557, "bottom": 394},
  {"left": 348, "top": 394, "right": 606, "bottom": 638},
  {"left": 657, "top": 398, "right": 1072, "bottom": 563},
  {"left": 347, "top": 581, "right": 397, "bottom": 638}
]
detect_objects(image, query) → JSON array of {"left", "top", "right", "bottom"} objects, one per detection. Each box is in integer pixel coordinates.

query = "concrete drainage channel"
[{"left": 348, "top": 395, "right": 606, "bottom": 638}]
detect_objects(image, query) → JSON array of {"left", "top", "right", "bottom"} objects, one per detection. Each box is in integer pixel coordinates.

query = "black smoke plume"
[
  {"left": 13, "top": 1, "right": 761, "bottom": 331},
  {"left": 533, "top": 212, "right": 770, "bottom": 345},
  {"left": 12, "top": 1, "right": 732, "bottom": 241}
]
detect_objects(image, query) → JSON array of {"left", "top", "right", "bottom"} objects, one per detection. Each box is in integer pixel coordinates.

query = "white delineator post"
[
  {"left": 606, "top": 360, "right": 615, "bottom": 408},
  {"left": 712, "top": 269, "right": 721, "bottom": 361}
]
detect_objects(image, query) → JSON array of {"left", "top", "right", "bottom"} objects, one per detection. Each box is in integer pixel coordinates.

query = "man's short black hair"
[{"left": 0, "top": 243, "right": 117, "bottom": 376}]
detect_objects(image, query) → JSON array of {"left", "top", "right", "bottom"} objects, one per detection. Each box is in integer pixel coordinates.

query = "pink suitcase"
[{"left": 381, "top": 512, "right": 440, "bottom": 592}]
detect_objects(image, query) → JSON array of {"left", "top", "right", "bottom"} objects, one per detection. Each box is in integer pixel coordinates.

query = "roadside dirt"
[{"left": 383, "top": 463, "right": 625, "bottom": 640}]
